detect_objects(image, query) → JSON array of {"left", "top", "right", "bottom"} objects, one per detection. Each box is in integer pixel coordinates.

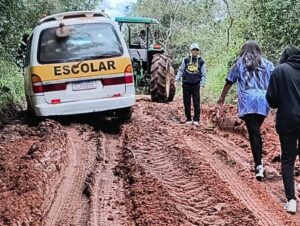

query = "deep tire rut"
[
  {"left": 44, "top": 128, "right": 90, "bottom": 226},
  {"left": 202, "top": 132, "right": 300, "bottom": 224},
  {"left": 117, "top": 104, "right": 260, "bottom": 225},
  {"left": 88, "top": 133, "right": 131, "bottom": 226},
  {"left": 115, "top": 99, "right": 300, "bottom": 226},
  {"left": 186, "top": 136, "right": 279, "bottom": 225}
]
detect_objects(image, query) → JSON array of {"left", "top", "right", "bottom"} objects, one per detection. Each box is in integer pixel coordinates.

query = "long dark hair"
[{"left": 239, "top": 40, "right": 262, "bottom": 72}]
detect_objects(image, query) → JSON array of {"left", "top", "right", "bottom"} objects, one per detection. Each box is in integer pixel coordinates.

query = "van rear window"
[{"left": 38, "top": 23, "right": 123, "bottom": 64}]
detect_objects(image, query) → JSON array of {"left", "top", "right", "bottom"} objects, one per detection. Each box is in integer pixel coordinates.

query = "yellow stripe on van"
[{"left": 31, "top": 57, "right": 131, "bottom": 81}]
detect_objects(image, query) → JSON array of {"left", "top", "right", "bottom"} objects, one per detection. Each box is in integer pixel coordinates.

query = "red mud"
[{"left": 0, "top": 97, "right": 299, "bottom": 226}]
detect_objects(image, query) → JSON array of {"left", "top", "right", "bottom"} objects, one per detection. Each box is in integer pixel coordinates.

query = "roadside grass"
[{"left": 0, "top": 58, "right": 24, "bottom": 112}]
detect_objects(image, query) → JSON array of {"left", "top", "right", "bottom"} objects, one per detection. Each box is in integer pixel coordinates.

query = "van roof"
[{"left": 38, "top": 11, "right": 110, "bottom": 25}]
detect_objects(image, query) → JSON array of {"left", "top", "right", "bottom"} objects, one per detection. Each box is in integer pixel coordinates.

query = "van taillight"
[
  {"left": 33, "top": 83, "right": 44, "bottom": 93},
  {"left": 124, "top": 76, "right": 133, "bottom": 83},
  {"left": 32, "top": 75, "right": 67, "bottom": 93},
  {"left": 101, "top": 64, "right": 134, "bottom": 86},
  {"left": 32, "top": 74, "right": 43, "bottom": 93},
  {"left": 124, "top": 64, "right": 133, "bottom": 84}
]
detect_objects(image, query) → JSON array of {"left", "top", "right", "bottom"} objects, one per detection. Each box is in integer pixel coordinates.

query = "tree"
[{"left": 252, "top": 0, "right": 300, "bottom": 61}]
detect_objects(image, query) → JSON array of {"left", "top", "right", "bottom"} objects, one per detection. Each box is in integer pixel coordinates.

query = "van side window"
[{"left": 24, "top": 35, "right": 33, "bottom": 67}]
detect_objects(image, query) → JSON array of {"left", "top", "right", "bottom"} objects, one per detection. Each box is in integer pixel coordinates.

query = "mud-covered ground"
[{"left": 1, "top": 96, "right": 300, "bottom": 226}]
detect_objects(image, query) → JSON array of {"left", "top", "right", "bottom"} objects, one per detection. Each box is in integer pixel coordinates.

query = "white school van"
[{"left": 24, "top": 11, "right": 135, "bottom": 120}]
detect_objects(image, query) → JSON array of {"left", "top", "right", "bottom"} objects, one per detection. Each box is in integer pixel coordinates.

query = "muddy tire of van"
[
  {"left": 25, "top": 95, "right": 40, "bottom": 121},
  {"left": 117, "top": 107, "right": 133, "bottom": 122},
  {"left": 150, "top": 54, "right": 176, "bottom": 103},
  {"left": 26, "top": 95, "right": 34, "bottom": 115}
]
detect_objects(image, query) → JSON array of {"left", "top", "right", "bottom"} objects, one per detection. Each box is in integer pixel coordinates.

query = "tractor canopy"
[{"left": 115, "top": 17, "right": 159, "bottom": 24}]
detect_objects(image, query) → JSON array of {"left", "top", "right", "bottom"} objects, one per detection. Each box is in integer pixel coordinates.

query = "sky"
[{"left": 98, "top": 0, "right": 137, "bottom": 18}]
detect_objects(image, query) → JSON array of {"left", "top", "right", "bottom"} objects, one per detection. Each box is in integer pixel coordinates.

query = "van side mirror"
[
  {"left": 15, "top": 55, "right": 25, "bottom": 69},
  {"left": 16, "top": 48, "right": 26, "bottom": 69},
  {"left": 16, "top": 33, "right": 29, "bottom": 70}
]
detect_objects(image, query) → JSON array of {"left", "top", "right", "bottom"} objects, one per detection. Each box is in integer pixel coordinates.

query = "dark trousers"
[
  {"left": 182, "top": 83, "right": 200, "bottom": 121},
  {"left": 243, "top": 114, "right": 266, "bottom": 167},
  {"left": 280, "top": 134, "right": 300, "bottom": 201}
]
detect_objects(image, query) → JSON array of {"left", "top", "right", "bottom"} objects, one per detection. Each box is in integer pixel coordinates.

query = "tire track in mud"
[
  {"left": 185, "top": 135, "right": 287, "bottom": 226},
  {"left": 128, "top": 138, "right": 204, "bottom": 225},
  {"left": 202, "top": 105, "right": 300, "bottom": 215},
  {"left": 43, "top": 128, "right": 90, "bottom": 226},
  {"left": 88, "top": 132, "right": 131, "bottom": 226},
  {"left": 202, "top": 130, "right": 300, "bottom": 223},
  {"left": 207, "top": 132, "right": 288, "bottom": 201},
  {"left": 138, "top": 138, "right": 231, "bottom": 225},
  {"left": 118, "top": 100, "right": 260, "bottom": 225},
  {"left": 118, "top": 98, "right": 300, "bottom": 226},
  {"left": 31, "top": 119, "right": 131, "bottom": 226}
]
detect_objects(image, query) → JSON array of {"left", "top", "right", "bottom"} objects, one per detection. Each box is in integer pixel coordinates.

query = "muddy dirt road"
[{"left": 1, "top": 97, "right": 300, "bottom": 225}]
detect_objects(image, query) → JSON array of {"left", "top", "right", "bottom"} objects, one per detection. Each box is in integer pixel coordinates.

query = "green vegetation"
[
  {"left": 128, "top": 0, "right": 300, "bottom": 103},
  {"left": 0, "top": 59, "right": 23, "bottom": 106}
]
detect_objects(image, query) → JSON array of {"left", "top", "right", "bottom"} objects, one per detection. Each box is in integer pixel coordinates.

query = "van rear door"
[{"left": 35, "top": 22, "right": 131, "bottom": 103}]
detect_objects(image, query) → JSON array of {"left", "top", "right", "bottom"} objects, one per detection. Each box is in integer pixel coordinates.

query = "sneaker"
[
  {"left": 185, "top": 121, "right": 193, "bottom": 125},
  {"left": 255, "top": 165, "right": 265, "bottom": 181},
  {"left": 193, "top": 121, "right": 200, "bottom": 126},
  {"left": 284, "top": 199, "right": 297, "bottom": 214}
]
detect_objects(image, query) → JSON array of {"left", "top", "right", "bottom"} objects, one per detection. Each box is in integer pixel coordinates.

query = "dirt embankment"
[
  {"left": 0, "top": 119, "right": 68, "bottom": 225},
  {"left": 0, "top": 97, "right": 299, "bottom": 226},
  {"left": 202, "top": 105, "right": 282, "bottom": 167},
  {"left": 0, "top": 103, "right": 23, "bottom": 128}
]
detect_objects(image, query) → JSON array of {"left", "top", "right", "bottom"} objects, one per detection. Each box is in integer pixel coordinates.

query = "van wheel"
[
  {"left": 150, "top": 53, "right": 176, "bottom": 103},
  {"left": 26, "top": 95, "right": 39, "bottom": 121},
  {"left": 26, "top": 95, "right": 34, "bottom": 114},
  {"left": 118, "top": 107, "right": 133, "bottom": 122}
]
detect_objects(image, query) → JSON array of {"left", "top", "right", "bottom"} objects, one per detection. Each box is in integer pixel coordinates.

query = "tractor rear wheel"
[
  {"left": 167, "top": 67, "right": 176, "bottom": 102},
  {"left": 150, "top": 53, "right": 176, "bottom": 103}
]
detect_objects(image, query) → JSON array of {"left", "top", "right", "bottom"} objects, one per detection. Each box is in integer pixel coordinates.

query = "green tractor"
[{"left": 115, "top": 16, "right": 176, "bottom": 102}]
